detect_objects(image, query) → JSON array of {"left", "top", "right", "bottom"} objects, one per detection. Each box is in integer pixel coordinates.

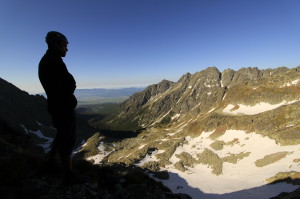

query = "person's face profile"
[{"left": 60, "top": 41, "right": 68, "bottom": 57}]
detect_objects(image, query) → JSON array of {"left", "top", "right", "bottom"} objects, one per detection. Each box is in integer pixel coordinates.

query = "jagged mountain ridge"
[{"left": 101, "top": 66, "right": 300, "bottom": 133}]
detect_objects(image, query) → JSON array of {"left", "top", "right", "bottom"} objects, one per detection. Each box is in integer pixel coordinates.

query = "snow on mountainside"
[
  {"left": 80, "top": 66, "right": 300, "bottom": 199},
  {"left": 0, "top": 77, "right": 56, "bottom": 150}
]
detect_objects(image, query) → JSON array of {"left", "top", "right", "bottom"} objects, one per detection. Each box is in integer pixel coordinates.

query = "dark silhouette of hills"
[
  {"left": 0, "top": 77, "right": 52, "bottom": 133},
  {"left": 0, "top": 77, "right": 192, "bottom": 199}
]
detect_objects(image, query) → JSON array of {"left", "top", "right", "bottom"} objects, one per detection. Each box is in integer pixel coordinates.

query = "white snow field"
[
  {"left": 222, "top": 100, "right": 298, "bottom": 115},
  {"left": 138, "top": 130, "right": 300, "bottom": 199},
  {"left": 23, "top": 119, "right": 300, "bottom": 198},
  {"left": 21, "top": 124, "right": 54, "bottom": 153}
]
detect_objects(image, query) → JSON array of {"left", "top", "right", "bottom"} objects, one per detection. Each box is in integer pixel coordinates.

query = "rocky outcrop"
[
  {"left": 1, "top": 139, "right": 192, "bottom": 199},
  {"left": 120, "top": 79, "right": 174, "bottom": 115}
]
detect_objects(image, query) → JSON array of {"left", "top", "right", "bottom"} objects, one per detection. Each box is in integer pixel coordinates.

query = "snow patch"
[
  {"left": 86, "top": 142, "right": 112, "bottom": 164},
  {"left": 280, "top": 79, "right": 300, "bottom": 87},
  {"left": 286, "top": 124, "right": 295, "bottom": 128},
  {"left": 171, "top": 114, "right": 180, "bottom": 120},
  {"left": 152, "top": 110, "right": 172, "bottom": 125},
  {"left": 20, "top": 124, "right": 29, "bottom": 134},
  {"left": 204, "top": 82, "right": 212, "bottom": 87},
  {"left": 72, "top": 140, "right": 86, "bottom": 156},
  {"left": 136, "top": 149, "right": 165, "bottom": 166},
  {"left": 32, "top": 130, "right": 54, "bottom": 153},
  {"left": 223, "top": 100, "right": 298, "bottom": 115},
  {"left": 208, "top": 108, "right": 216, "bottom": 113},
  {"left": 161, "top": 168, "right": 298, "bottom": 199},
  {"left": 139, "top": 144, "right": 147, "bottom": 149},
  {"left": 161, "top": 130, "right": 300, "bottom": 198},
  {"left": 149, "top": 94, "right": 162, "bottom": 103},
  {"left": 167, "top": 132, "right": 177, "bottom": 136},
  {"left": 20, "top": 124, "right": 53, "bottom": 153}
]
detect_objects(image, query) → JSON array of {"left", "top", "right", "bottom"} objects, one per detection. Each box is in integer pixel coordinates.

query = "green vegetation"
[
  {"left": 266, "top": 171, "right": 300, "bottom": 185},
  {"left": 174, "top": 152, "right": 197, "bottom": 171},
  {"left": 293, "top": 159, "right": 300, "bottom": 163},
  {"left": 197, "top": 149, "right": 223, "bottom": 175},
  {"left": 77, "top": 103, "right": 120, "bottom": 116},
  {"left": 160, "top": 113, "right": 173, "bottom": 125},
  {"left": 210, "top": 140, "right": 226, "bottom": 150},
  {"left": 210, "top": 137, "right": 241, "bottom": 151},
  {"left": 76, "top": 132, "right": 102, "bottom": 159},
  {"left": 255, "top": 151, "right": 290, "bottom": 167},
  {"left": 223, "top": 152, "right": 251, "bottom": 164},
  {"left": 209, "top": 126, "right": 227, "bottom": 140},
  {"left": 78, "top": 96, "right": 129, "bottom": 105}
]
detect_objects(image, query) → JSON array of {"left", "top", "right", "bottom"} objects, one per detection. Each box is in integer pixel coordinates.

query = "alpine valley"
[
  {"left": 82, "top": 66, "right": 300, "bottom": 199},
  {"left": 2, "top": 66, "right": 300, "bottom": 199}
]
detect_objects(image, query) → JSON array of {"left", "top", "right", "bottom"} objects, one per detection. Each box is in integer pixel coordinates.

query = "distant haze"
[{"left": 1, "top": 1, "right": 300, "bottom": 94}]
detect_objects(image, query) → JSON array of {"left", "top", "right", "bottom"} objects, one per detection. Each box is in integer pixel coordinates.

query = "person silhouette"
[{"left": 38, "top": 31, "right": 78, "bottom": 182}]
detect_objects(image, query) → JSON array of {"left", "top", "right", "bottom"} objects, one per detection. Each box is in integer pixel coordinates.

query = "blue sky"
[{"left": 1, "top": 0, "right": 300, "bottom": 94}]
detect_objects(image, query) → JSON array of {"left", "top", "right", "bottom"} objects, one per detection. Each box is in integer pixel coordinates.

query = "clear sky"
[{"left": 1, "top": 0, "right": 300, "bottom": 94}]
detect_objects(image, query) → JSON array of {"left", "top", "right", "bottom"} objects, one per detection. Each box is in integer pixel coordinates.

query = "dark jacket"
[{"left": 38, "top": 49, "right": 77, "bottom": 114}]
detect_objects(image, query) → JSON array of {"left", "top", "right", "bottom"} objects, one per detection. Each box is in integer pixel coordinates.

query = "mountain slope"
[
  {"left": 0, "top": 77, "right": 51, "bottom": 129},
  {"left": 0, "top": 77, "right": 56, "bottom": 151},
  {"left": 101, "top": 66, "right": 300, "bottom": 133},
  {"left": 84, "top": 66, "right": 300, "bottom": 199}
]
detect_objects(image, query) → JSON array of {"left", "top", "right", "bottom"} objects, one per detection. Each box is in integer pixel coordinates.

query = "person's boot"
[{"left": 63, "top": 169, "right": 86, "bottom": 185}]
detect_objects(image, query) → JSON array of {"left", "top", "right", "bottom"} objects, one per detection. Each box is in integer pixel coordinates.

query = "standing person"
[{"left": 38, "top": 31, "right": 78, "bottom": 183}]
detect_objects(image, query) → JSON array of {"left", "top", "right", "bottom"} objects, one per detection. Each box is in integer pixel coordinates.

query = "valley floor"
[
  {"left": 84, "top": 129, "right": 300, "bottom": 199},
  {"left": 159, "top": 167, "right": 299, "bottom": 199}
]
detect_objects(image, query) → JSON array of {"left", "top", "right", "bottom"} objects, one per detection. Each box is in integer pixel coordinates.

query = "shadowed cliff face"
[
  {"left": 0, "top": 77, "right": 51, "bottom": 131},
  {"left": 0, "top": 77, "right": 57, "bottom": 152}
]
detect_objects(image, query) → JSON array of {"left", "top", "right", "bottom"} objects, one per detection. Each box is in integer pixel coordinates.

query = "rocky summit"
[{"left": 84, "top": 66, "right": 300, "bottom": 199}]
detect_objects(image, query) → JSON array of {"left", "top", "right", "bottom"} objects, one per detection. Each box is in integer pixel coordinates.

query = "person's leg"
[
  {"left": 49, "top": 110, "right": 82, "bottom": 184},
  {"left": 58, "top": 110, "right": 76, "bottom": 173},
  {"left": 60, "top": 153, "right": 72, "bottom": 172},
  {"left": 47, "top": 137, "right": 59, "bottom": 168},
  {"left": 60, "top": 116, "right": 86, "bottom": 185},
  {"left": 48, "top": 114, "right": 63, "bottom": 167},
  {"left": 59, "top": 111, "right": 85, "bottom": 185}
]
